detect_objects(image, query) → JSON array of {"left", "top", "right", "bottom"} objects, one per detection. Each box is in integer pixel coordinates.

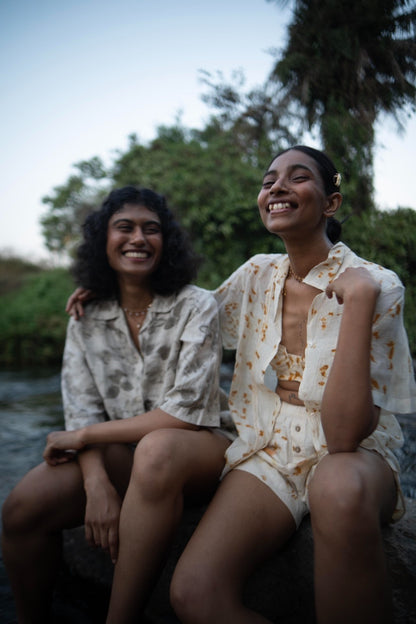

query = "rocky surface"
[{"left": 59, "top": 498, "right": 416, "bottom": 623}]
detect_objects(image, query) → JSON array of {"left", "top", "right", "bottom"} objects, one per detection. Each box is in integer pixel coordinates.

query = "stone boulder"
[{"left": 60, "top": 498, "right": 416, "bottom": 623}]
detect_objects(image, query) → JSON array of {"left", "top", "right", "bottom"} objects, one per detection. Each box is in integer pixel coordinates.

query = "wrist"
[
  {"left": 78, "top": 426, "right": 88, "bottom": 448},
  {"left": 342, "top": 291, "right": 378, "bottom": 320},
  {"left": 78, "top": 425, "right": 92, "bottom": 447},
  {"left": 344, "top": 280, "right": 380, "bottom": 305},
  {"left": 83, "top": 470, "right": 110, "bottom": 493}
]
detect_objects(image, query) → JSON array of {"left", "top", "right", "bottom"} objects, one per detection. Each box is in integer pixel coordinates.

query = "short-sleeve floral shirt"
[
  {"left": 214, "top": 243, "right": 416, "bottom": 476},
  {"left": 62, "top": 285, "right": 228, "bottom": 431}
]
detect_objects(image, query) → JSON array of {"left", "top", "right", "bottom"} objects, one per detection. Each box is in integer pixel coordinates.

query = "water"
[
  {"left": 0, "top": 368, "right": 415, "bottom": 623},
  {"left": 0, "top": 368, "right": 64, "bottom": 623}
]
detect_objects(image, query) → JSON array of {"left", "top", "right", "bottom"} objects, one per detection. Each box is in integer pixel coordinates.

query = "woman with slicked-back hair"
[{"left": 170, "top": 146, "right": 416, "bottom": 624}]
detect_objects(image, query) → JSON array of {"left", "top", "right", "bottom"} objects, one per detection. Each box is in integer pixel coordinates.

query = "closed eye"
[
  {"left": 143, "top": 224, "right": 162, "bottom": 234},
  {"left": 291, "top": 174, "right": 310, "bottom": 182},
  {"left": 262, "top": 178, "right": 276, "bottom": 189}
]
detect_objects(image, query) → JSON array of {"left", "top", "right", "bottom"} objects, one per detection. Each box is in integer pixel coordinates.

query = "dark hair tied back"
[{"left": 326, "top": 216, "right": 342, "bottom": 244}]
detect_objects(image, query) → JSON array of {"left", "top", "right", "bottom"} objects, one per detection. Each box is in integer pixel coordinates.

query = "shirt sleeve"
[
  {"left": 61, "top": 318, "right": 108, "bottom": 431},
  {"left": 214, "top": 257, "right": 262, "bottom": 350},
  {"left": 370, "top": 280, "right": 416, "bottom": 414},
  {"left": 158, "top": 290, "right": 223, "bottom": 427}
]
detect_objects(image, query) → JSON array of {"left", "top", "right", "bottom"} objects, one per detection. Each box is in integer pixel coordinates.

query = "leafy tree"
[
  {"left": 112, "top": 123, "right": 287, "bottom": 288},
  {"left": 40, "top": 122, "right": 288, "bottom": 288},
  {"left": 267, "top": 0, "right": 416, "bottom": 213},
  {"left": 198, "top": 69, "right": 300, "bottom": 165},
  {"left": 40, "top": 156, "right": 109, "bottom": 257}
]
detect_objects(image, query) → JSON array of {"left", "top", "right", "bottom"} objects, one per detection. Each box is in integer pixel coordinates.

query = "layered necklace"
[
  {"left": 287, "top": 265, "right": 304, "bottom": 283},
  {"left": 283, "top": 265, "right": 304, "bottom": 296},
  {"left": 123, "top": 300, "right": 153, "bottom": 330}
]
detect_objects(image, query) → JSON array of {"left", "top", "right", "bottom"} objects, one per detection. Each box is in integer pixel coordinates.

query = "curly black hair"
[{"left": 72, "top": 186, "right": 200, "bottom": 298}]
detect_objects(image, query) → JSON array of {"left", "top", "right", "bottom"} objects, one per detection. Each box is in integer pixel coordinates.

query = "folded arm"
[
  {"left": 44, "top": 408, "right": 198, "bottom": 465},
  {"left": 321, "top": 267, "right": 381, "bottom": 453}
]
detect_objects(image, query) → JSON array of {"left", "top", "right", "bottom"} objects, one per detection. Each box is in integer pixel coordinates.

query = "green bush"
[
  {"left": 342, "top": 208, "right": 416, "bottom": 355},
  {"left": 0, "top": 255, "right": 43, "bottom": 296},
  {"left": 0, "top": 268, "right": 75, "bottom": 366},
  {"left": 1, "top": 203, "right": 414, "bottom": 367}
]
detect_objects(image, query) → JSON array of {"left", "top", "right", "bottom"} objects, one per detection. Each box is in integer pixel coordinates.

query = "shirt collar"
[
  {"left": 302, "top": 242, "right": 346, "bottom": 290},
  {"left": 85, "top": 291, "right": 180, "bottom": 321}
]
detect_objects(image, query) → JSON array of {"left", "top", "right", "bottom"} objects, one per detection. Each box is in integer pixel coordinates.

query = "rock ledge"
[{"left": 61, "top": 497, "right": 416, "bottom": 623}]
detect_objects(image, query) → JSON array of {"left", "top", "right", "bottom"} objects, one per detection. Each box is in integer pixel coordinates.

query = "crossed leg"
[
  {"left": 106, "top": 428, "right": 230, "bottom": 624},
  {"left": 170, "top": 469, "right": 297, "bottom": 624},
  {"left": 3, "top": 429, "right": 229, "bottom": 624}
]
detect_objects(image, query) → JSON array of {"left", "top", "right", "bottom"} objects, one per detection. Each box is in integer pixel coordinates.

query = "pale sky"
[{"left": 1, "top": 0, "right": 415, "bottom": 264}]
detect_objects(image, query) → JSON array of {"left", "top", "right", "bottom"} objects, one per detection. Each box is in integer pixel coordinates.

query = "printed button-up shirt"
[
  {"left": 62, "top": 285, "right": 225, "bottom": 431},
  {"left": 214, "top": 242, "right": 416, "bottom": 474}
]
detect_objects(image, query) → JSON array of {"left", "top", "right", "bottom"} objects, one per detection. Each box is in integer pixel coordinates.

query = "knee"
[
  {"left": 309, "top": 455, "right": 376, "bottom": 537},
  {"left": 2, "top": 485, "right": 38, "bottom": 536},
  {"left": 2, "top": 463, "right": 77, "bottom": 537},
  {"left": 171, "top": 563, "right": 217, "bottom": 624},
  {"left": 130, "top": 429, "right": 186, "bottom": 501}
]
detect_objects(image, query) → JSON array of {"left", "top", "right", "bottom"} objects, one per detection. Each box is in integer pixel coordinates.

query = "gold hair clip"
[{"left": 333, "top": 173, "right": 342, "bottom": 187}]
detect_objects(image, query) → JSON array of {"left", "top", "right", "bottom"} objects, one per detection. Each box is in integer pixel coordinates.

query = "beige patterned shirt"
[
  {"left": 214, "top": 242, "right": 416, "bottom": 475},
  {"left": 62, "top": 285, "right": 227, "bottom": 431}
]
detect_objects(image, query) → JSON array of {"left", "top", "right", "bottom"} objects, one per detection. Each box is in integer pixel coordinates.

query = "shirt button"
[
  {"left": 295, "top": 425, "right": 301, "bottom": 432},
  {"left": 294, "top": 446, "right": 301, "bottom": 453}
]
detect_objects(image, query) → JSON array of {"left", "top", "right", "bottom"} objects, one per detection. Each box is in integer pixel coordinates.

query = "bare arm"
[
  {"left": 44, "top": 408, "right": 199, "bottom": 464},
  {"left": 74, "top": 447, "right": 122, "bottom": 563},
  {"left": 44, "top": 409, "right": 199, "bottom": 561},
  {"left": 321, "top": 267, "right": 381, "bottom": 453}
]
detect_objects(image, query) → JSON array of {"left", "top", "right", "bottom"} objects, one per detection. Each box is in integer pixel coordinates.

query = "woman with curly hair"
[{"left": 2, "top": 186, "right": 233, "bottom": 623}]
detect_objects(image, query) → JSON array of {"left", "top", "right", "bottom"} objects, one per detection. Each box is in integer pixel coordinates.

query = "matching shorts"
[{"left": 234, "top": 401, "right": 404, "bottom": 528}]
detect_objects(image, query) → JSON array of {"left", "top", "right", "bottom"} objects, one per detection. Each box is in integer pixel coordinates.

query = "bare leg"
[
  {"left": 170, "top": 469, "right": 296, "bottom": 624},
  {"left": 308, "top": 449, "right": 397, "bottom": 624},
  {"left": 106, "top": 429, "right": 230, "bottom": 624},
  {"left": 2, "top": 444, "right": 132, "bottom": 623}
]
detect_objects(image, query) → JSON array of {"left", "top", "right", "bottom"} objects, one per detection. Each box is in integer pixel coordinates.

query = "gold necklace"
[
  {"left": 123, "top": 301, "right": 153, "bottom": 329},
  {"left": 287, "top": 265, "right": 304, "bottom": 282},
  {"left": 283, "top": 265, "right": 304, "bottom": 296}
]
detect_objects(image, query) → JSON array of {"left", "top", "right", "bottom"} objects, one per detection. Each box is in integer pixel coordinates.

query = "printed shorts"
[{"left": 234, "top": 401, "right": 404, "bottom": 527}]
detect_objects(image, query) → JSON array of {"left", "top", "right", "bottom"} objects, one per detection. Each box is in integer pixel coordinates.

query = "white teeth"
[
  {"left": 269, "top": 202, "right": 290, "bottom": 211},
  {"left": 124, "top": 251, "right": 148, "bottom": 258}
]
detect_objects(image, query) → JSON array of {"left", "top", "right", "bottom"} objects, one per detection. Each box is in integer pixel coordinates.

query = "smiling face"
[
  {"left": 106, "top": 203, "right": 163, "bottom": 285},
  {"left": 257, "top": 149, "right": 339, "bottom": 240}
]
